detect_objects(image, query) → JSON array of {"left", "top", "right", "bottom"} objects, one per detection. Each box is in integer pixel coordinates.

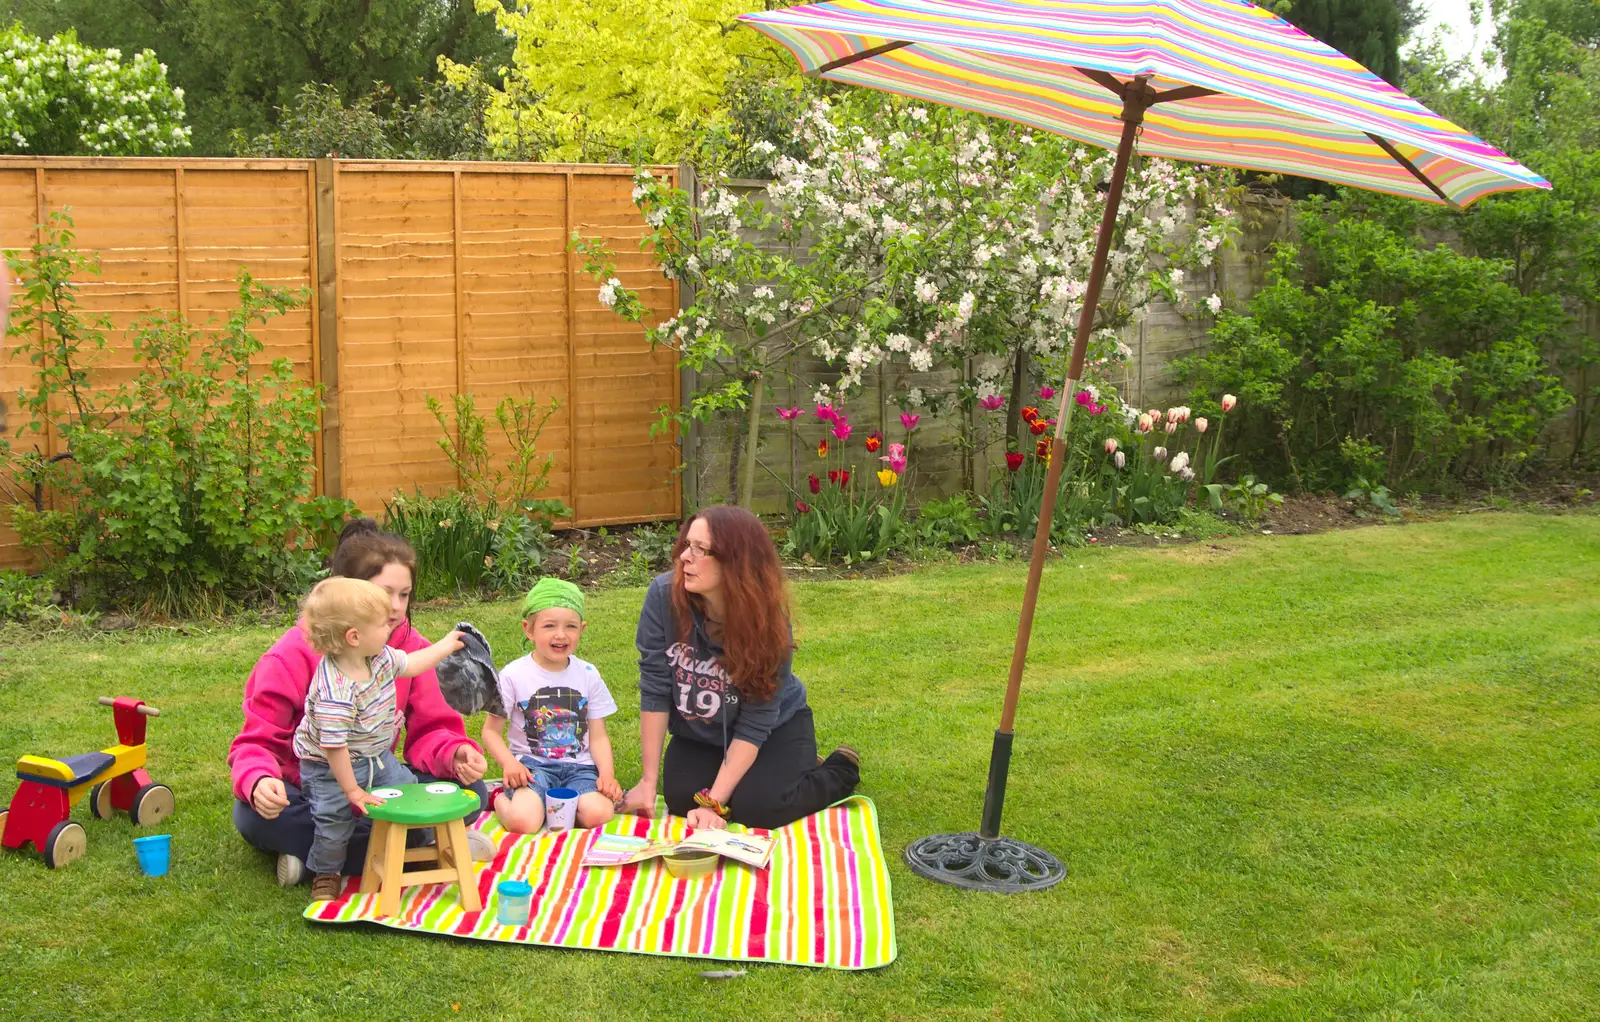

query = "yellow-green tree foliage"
[{"left": 445, "top": 0, "right": 788, "bottom": 162}]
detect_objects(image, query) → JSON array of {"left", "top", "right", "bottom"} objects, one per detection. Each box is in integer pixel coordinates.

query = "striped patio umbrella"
[{"left": 739, "top": 0, "right": 1549, "bottom": 893}]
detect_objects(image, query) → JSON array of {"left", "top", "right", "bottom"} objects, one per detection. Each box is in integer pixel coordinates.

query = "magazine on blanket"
[{"left": 582, "top": 829, "right": 774, "bottom": 870}]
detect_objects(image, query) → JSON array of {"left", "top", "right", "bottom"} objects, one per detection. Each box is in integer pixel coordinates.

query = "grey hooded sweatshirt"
[{"left": 636, "top": 572, "right": 808, "bottom": 749}]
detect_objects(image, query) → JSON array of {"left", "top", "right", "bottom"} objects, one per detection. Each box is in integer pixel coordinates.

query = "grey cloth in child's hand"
[{"left": 435, "top": 622, "right": 501, "bottom": 717}]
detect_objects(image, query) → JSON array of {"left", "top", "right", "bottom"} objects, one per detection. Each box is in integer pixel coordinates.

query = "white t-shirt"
[{"left": 496, "top": 654, "right": 617, "bottom": 765}]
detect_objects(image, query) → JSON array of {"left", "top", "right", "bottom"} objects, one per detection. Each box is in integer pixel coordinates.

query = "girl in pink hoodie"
[{"left": 228, "top": 519, "right": 492, "bottom": 884}]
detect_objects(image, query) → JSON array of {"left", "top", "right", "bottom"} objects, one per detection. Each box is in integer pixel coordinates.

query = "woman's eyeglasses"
[{"left": 683, "top": 541, "right": 715, "bottom": 560}]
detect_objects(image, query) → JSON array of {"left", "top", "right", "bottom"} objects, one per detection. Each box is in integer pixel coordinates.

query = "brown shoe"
[
  {"left": 830, "top": 745, "right": 861, "bottom": 768},
  {"left": 310, "top": 873, "right": 342, "bottom": 901}
]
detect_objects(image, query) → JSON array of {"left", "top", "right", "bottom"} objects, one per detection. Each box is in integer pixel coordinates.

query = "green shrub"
[
  {"left": 383, "top": 389, "right": 570, "bottom": 599},
  {"left": 915, "top": 495, "right": 981, "bottom": 546},
  {"left": 0, "top": 570, "right": 56, "bottom": 623},
  {"left": 1173, "top": 194, "right": 1573, "bottom": 491},
  {"left": 2, "top": 214, "right": 351, "bottom": 613},
  {"left": 629, "top": 523, "right": 678, "bottom": 569}
]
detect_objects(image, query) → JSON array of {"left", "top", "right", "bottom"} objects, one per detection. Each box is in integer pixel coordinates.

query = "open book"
[{"left": 582, "top": 829, "right": 774, "bottom": 870}]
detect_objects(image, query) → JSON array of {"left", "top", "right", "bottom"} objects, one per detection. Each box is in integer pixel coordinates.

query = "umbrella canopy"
[{"left": 741, "top": 0, "right": 1547, "bottom": 208}]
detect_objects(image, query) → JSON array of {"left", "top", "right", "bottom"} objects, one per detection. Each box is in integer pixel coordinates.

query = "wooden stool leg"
[
  {"left": 359, "top": 820, "right": 388, "bottom": 895},
  {"left": 445, "top": 819, "right": 482, "bottom": 912},
  {"left": 376, "top": 821, "right": 408, "bottom": 918}
]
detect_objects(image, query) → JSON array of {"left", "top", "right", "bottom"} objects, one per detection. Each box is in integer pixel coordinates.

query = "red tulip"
[
  {"left": 1021, "top": 406, "right": 1040, "bottom": 423},
  {"left": 795, "top": 500, "right": 810, "bottom": 513},
  {"left": 1035, "top": 438, "right": 1051, "bottom": 462},
  {"left": 1029, "top": 418, "right": 1047, "bottom": 435},
  {"left": 1006, "top": 452, "right": 1024, "bottom": 471},
  {"left": 808, "top": 473, "right": 821, "bottom": 494},
  {"left": 865, "top": 432, "right": 883, "bottom": 452},
  {"left": 817, "top": 439, "right": 829, "bottom": 458}
]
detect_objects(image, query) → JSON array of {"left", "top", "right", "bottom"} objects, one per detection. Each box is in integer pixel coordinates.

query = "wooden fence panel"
[
  {"left": 568, "top": 172, "right": 680, "bottom": 524},
  {"left": 458, "top": 170, "right": 574, "bottom": 512},
  {"left": 0, "top": 157, "right": 681, "bottom": 571}
]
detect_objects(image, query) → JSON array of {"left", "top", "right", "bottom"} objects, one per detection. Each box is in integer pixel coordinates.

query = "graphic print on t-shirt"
[
  {"left": 519, "top": 686, "right": 589, "bottom": 759},
  {"left": 665, "top": 641, "right": 740, "bottom": 723}
]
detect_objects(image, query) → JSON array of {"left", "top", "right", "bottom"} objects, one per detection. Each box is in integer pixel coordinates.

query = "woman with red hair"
[{"left": 620, "top": 505, "right": 860, "bottom": 830}]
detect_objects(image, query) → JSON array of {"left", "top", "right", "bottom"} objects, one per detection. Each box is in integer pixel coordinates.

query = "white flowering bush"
[
  {"left": 576, "top": 91, "right": 1238, "bottom": 505},
  {"left": 0, "top": 26, "right": 190, "bottom": 156}
]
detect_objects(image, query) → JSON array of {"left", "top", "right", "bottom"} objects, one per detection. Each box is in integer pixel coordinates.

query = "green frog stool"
[{"left": 358, "top": 782, "right": 484, "bottom": 918}]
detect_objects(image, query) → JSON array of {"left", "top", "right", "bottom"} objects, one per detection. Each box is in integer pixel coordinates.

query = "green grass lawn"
[{"left": 1, "top": 513, "right": 1597, "bottom": 1020}]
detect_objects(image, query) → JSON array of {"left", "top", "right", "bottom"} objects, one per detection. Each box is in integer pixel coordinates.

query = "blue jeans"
[
  {"left": 301, "top": 751, "right": 417, "bottom": 875},
  {"left": 517, "top": 756, "right": 599, "bottom": 797}
]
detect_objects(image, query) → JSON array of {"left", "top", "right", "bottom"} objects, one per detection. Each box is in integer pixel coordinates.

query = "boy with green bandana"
[{"left": 482, "top": 578, "right": 622, "bottom": 832}]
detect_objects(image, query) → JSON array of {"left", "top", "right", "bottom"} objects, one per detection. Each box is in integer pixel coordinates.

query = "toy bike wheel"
[
  {"left": 90, "top": 782, "right": 115, "bottom": 820},
  {"left": 130, "top": 783, "right": 175, "bottom": 827},
  {"left": 44, "top": 821, "right": 87, "bottom": 869}
]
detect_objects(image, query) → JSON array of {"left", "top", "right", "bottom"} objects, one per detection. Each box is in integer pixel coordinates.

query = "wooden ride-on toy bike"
[{"left": 1, "top": 696, "right": 174, "bottom": 868}]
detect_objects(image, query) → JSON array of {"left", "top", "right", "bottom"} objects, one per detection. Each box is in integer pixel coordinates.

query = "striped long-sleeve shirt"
[{"left": 293, "top": 646, "right": 409, "bottom": 761}]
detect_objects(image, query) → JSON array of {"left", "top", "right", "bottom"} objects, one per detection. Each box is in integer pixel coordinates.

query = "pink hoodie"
[{"left": 227, "top": 619, "right": 481, "bottom": 804}]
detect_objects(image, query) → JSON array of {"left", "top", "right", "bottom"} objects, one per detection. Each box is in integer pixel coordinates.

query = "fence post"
[{"left": 314, "top": 157, "right": 342, "bottom": 500}]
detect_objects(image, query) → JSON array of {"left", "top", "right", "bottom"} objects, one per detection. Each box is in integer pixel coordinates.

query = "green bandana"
[{"left": 520, "top": 577, "right": 585, "bottom": 621}]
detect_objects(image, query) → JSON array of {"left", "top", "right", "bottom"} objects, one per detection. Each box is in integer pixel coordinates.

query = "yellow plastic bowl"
[{"left": 662, "top": 850, "right": 718, "bottom": 879}]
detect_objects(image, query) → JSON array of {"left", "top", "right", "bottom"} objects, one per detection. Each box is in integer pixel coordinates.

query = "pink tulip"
[
  {"left": 900, "top": 413, "right": 920, "bottom": 432},
  {"left": 1103, "top": 437, "right": 1118, "bottom": 455},
  {"left": 1137, "top": 413, "right": 1153, "bottom": 433},
  {"left": 832, "top": 421, "right": 853, "bottom": 441},
  {"left": 978, "top": 394, "right": 1005, "bottom": 411},
  {"left": 1148, "top": 407, "right": 1162, "bottom": 421},
  {"left": 815, "top": 403, "right": 840, "bottom": 424},
  {"left": 1113, "top": 450, "right": 1126, "bottom": 469},
  {"left": 1221, "top": 394, "right": 1237, "bottom": 413},
  {"left": 1195, "top": 417, "right": 1209, "bottom": 433},
  {"left": 1165, "top": 420, "right": 1178, "bottom": 434},
  {"left": 1039, "top": 386, "right": 1056, "bottom": 400},
  {"left": 776, "top": 406, "right": 803, "bottom": 421},
  {"left": 881, "top": 442, "right": 907, "bottom": 474}
]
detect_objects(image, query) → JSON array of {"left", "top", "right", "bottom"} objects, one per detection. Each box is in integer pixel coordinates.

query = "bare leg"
[
  {"left": 493, "top": 787, "right": 546, "bottom": 834},
  {"left": 575, "top": 792, "right": 615, "bottom": 829}
]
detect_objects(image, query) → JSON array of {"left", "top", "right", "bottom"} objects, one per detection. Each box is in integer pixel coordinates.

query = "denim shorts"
[{"left": 517, "top": 755, "right": 599, "bottom": 797}]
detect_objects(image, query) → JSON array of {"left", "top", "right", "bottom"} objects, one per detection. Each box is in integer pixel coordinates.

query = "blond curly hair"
[{"left": 301, "top": 576, "right": 390, "bottom": 655}]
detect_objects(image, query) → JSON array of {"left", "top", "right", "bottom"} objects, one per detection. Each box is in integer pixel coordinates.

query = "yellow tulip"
[{"left": 877, "top": 468, "right": 899, "bottom": 487}]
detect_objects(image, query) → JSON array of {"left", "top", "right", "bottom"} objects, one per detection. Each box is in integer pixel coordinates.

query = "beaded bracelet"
[{"left": 693, "top": 788, "right": 731, "bottom": 818}]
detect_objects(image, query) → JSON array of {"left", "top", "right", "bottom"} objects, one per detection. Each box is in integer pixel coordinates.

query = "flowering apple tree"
[{"left": 576, "top": 89, "right": 1237, "bottom": 506}]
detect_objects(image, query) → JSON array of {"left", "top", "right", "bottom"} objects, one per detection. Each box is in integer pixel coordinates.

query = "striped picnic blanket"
[{"left": 305, "top": 795, "right": 897, "bottom": 970}]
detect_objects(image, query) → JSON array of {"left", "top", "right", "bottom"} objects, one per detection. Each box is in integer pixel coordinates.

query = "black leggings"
[
  {"left": 232, "top": 771, "right": 488, "bottom": 875},
  {"left": 662, "top": 708, "right": 859, "bottom": 830}
]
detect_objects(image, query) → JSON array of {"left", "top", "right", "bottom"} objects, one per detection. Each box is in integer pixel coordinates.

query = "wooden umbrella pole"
[{"left": 978, "top": 78, "right": 1153, "bottom": 839}]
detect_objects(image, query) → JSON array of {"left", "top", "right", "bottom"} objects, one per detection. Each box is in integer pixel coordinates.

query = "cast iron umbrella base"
[
  {"left": 904, "top": 834, "right": 1065, "bottom": 893},
  {"left": 903, "top": 729, "right": 1066, "bottom": 892}
]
